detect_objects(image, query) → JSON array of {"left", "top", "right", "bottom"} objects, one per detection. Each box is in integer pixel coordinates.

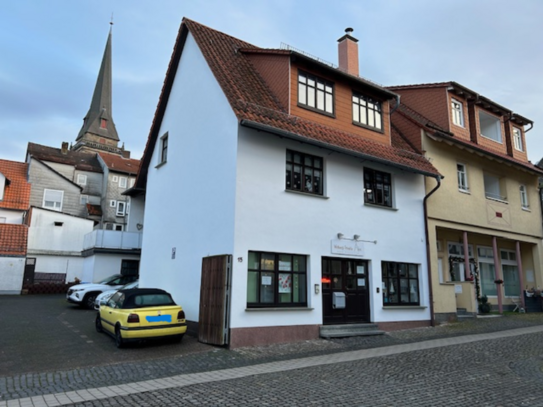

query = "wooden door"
[
  {"left": 322, "top": 257, "right": 370, "bottom": 325},
  {"left": 198, "top": 255, "right": 232, "bottom": 346}
]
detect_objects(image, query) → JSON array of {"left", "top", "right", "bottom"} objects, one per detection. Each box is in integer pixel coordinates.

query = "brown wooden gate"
[{"left": 198, "top": 255, "right": 232, "bottom": 346}]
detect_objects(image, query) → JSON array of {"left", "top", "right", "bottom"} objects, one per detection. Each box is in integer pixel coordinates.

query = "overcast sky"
[{"left": 1, "top": 0, "right": 542, "bottom": 164}]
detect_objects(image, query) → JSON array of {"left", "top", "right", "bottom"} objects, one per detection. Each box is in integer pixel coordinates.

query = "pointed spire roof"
[{"left": 76, "top": 27, "right": 119, "bottom": 143}]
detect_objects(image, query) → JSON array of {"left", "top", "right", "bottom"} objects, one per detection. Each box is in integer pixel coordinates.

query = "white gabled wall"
[
  {"left": 230, "top": 127, "right": 430, "bottom": 328},
  {"left": 139, "top": 32, "right": 238, "bottom": 321}
]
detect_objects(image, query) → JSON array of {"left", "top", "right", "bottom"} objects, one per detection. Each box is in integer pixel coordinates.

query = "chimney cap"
[{"left": 338, "top": 28, "right": 358, "bottom": 43}]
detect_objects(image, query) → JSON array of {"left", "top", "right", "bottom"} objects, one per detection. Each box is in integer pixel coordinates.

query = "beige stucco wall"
[{"left": 423, "top": 135, "right": 543, "bottom": 318}]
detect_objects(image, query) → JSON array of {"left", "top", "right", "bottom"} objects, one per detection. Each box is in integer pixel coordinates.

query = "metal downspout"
[{"left": 424, "top": 176, "right": 442, "bottom": 327}]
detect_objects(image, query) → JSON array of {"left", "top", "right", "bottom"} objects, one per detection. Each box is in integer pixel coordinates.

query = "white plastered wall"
[{"left": 0, "top": 257, "right": 25, "bottom": 294}]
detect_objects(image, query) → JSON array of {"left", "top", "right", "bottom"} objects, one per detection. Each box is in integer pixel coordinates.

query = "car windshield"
[{"left": 98, "top": 275, "right": 121, "bottom": 284}]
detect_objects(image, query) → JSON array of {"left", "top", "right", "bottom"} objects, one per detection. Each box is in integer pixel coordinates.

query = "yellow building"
[{"left": 390, "top": 82, "right": 543, "bottom": 322}]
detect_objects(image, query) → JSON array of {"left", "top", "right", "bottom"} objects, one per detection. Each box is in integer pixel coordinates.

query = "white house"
[{"left": 134, "top": 19, "right": 441, "bottom": 347}]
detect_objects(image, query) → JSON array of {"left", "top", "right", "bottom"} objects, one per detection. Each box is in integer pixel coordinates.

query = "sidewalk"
[{"left": 1, "top": 312, "right": 543, "bottom": 406}]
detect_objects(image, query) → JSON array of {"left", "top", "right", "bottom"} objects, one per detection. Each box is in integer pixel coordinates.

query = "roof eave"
[{"left": 240, "top": 120, "right": 441, "bottom": 179}]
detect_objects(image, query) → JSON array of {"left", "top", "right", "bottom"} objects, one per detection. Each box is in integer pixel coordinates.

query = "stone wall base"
[
  {"left": 434, "top": 312, "right": 458, "bottom": 324},
  {"left": 229, "top": 325, "right": 320, "bottom": 348}
]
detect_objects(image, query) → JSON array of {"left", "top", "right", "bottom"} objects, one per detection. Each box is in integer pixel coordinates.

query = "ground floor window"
[
  {"left": 247, "top": 251, "right": 307, "bottom": 307},
  {"left": 382, "top": 262, "right": 420, "bottom": 306},
  {"left": 120, "top": 260, "right": 139, "bottom": 277}
]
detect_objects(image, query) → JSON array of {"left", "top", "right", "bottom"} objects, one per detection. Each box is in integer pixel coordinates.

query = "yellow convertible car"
[{"left": 96, "top": 288, "right": 187, "bottom": 348}]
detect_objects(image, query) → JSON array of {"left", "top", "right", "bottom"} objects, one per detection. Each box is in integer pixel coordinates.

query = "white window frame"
[
  {"left": 520, "top": 184, "right": 529, "bottom": 209},
  {"left": 483, "top": 173, "right": 506, "bottom": 202},
  {"left": 451, "top": 98, "right": 464, "bottom": 127},
  {"left": 77, "top": 174, "right": 87, "bottom": 185},
  {"left": 513, "top": 127, "right": 524, "bottom": 152},
  {"left": 447, "top": 242, "right": 474, "bottom": 282},
  {"left": 479, "top": 110, "right": 502, "bottom": 143},
  {"left": 457, "top": 163, "right": 469, "bottom": 192},
  {"left": 110, "top": 200, "right": 116, "bottom": 207},
  {"left": 43, "top": 189, "right": 64, "bottom": 211},
  {"left": 129, "top": 178, "right": 135, "bottom": 188},
  {"left": 116, "top": 201, "right": 126, "bottom": 216},
  {"left": 112, "top": 175, "right": 118, "bottom": 182},
  {"left": 119, "top": 177, "right": 127, "bottom": 188}
]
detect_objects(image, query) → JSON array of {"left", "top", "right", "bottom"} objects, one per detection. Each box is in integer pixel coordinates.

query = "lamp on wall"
[
  {"left": 337, "top": 233, "right": 344, "bottom": 239},
  {"left": 353, "top": 234, "right": 360, "bottom": 241}
]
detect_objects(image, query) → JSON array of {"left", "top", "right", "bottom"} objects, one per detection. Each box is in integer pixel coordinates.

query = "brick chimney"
[
  {"left": 61, "top": 142, "right": 69, "bottom": 155},
  {"left": 338, "top": 28, "right": 359, "bottom": 76}
]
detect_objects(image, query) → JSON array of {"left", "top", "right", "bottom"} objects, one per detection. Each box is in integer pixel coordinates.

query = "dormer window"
[
  {"left": 352, "top": 93, "right": 382, "bottom": 131},
  {"left": 101, "top": 119, "right": 107, "bottom": 129},
  {"left": 298, "top": 71, "right": 334, "bottom": 115},
  {"left": 513, "top": 127, "right": 524, "bottom": 152},
  {"left": 479, "top": 111, "right": 502, "bottom": 143},
  {"left": 451, "top": 99, "right": 464, "bottom": 127}
]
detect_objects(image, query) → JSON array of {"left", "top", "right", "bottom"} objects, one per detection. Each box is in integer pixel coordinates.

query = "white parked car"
[
  {"left": 94, "top": 280, "right": 139, "bottom": 310},
  {"left": 66, "top": 274, "right": 138, "bottom": 309}
]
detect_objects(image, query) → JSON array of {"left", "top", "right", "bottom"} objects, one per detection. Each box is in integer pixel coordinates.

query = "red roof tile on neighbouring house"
[
  {"left": 0, "top": 224, "right": 28, "bottom": 256},
  {"left": 98, "top": 152, "right": 140, "bottom": 175},
  {"left": 136, "top": 18, "right": 441, "bottom": 189},
  {"left": 0, "top": 159, "right": 31, "bottom": 211}
]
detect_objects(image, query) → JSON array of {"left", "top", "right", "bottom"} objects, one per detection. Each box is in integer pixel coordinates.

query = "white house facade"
[{"left": 136, "top": 20, "right": 441, "bottom": 348}]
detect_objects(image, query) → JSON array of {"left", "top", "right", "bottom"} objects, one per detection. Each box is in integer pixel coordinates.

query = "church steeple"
[{"left": 73, "top": 25, "right": 127, "bottom": 156}]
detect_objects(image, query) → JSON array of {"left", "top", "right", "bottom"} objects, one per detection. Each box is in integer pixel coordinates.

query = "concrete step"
[
  {"left": 320, "top": 323, "right": 386, "bottom": 339},
  {"left": 457, "top": 308, "right": 475, "bottom": 319}
]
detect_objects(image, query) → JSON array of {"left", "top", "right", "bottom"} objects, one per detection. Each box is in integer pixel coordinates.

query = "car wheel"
[
  {"left": 84, "top": 293, "right": 98, "bottom": 309},
  {"left": 95, "top": 314, "right": 103, "bottom": 333},
  {"left": 115, "top": 326, "right": 124, "bottom": 348}
]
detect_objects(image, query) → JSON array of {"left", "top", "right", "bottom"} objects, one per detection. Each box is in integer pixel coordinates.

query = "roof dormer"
[{"left": 0, "top": 172, "right": 9, "bottom": 201}]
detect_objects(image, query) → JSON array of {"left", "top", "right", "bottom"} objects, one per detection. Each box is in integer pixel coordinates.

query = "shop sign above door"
[{"left": 331, "top": 239, "right": 364, "bottom": 257}]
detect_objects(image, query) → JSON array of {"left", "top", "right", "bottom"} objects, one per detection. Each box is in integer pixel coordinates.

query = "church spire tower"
[{"left": 73, "top": 23, "right": 128, "bottom": 157}]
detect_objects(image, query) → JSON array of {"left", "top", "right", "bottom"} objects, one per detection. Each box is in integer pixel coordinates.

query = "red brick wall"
[
  {"left": 290, "top": 65, "right": 391, "bottom": 146},
  {"left": 506, "top": 122, "right": 529, "bottom": 162}
]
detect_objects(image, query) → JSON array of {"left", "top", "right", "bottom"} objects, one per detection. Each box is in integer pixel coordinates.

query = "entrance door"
[
  {"left": 198, "top": 255, "right": 232, "bottom": 346},
  {"left": 23, "top": 258, "right": 36, "bottom": 286},
  {"left": 322, "top": 257, "right": 370, "bottom": 325}
]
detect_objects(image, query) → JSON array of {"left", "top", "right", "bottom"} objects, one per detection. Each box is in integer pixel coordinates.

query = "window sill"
[
  {"left": 382, "top": 305, "right": 427, "bottom": 310},
  {"left": 485, "top": 196, "right": 508, "bottom": 204},
  {"left": 285, "top": 189, "right": 329, "bottom": 199},
  {"left": 245, "top": 307, "right": 314, "bottom": 312},
  {"left": 522, "top": 206, "right": 531, "bottom": 212},
  {"left": 352, "top": 121, "right": 384, "bottom": 134},
  {"left": 458, "top": 189, "right": 470, "bottom": 195},
  {"left": 452, "top": 123, "right": 465, "bottom": 129},
  {"left": 155, "top": 161, "right": 167, "bottom": 169},
  {"left": 364, "top": 202, "right": 397, "bottom": 211}
]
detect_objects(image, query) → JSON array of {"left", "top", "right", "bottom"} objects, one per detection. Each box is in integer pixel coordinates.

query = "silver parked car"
[{"left": 94, "top": 280, "right": 139, "bottom": 310}]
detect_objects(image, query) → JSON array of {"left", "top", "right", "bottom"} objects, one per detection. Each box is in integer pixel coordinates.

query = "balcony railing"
[{"left": 83, "top": 230, "right": 142, "bottom": 250}]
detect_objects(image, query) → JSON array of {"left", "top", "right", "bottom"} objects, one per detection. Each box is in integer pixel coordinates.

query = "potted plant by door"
[{"left": 478, "top": 294, "right": 491, "bottom": 314}]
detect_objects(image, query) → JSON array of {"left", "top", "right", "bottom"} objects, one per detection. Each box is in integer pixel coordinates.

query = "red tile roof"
[
  {"left": 0, "top": 159, "right": 31, "bottom": 211},
  {"left": 27, "top": 143, "right": 103, "bottom": 173},
  {"left": 135, "top": 18, "right": 440, "bottom": 189},
  {"left": 0, "top": 224, "right": 28, "bottom": 255},
  {"left": 396, "top": 104, "right": 543, "bottom": 175},
  {"left": 98, "top": 152, "right": 140, "bottom": 175}
]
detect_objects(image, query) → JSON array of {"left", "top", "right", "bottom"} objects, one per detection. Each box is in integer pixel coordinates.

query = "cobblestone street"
[{"left": 2, "top": 295, "right": 543, "bottom": 406}]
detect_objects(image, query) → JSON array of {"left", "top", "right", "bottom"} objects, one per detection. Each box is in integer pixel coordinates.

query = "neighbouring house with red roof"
[
  {"left": 133, "top": 19, "right": 442, "bottom": 347},
  {"left": 20, "top": 28, "right": 143, "bottom": 286},
  {"left": 0, "top": 159, "right": 30, "bottom": 294},
  {"left": 388, "top": 82, "right": 543, "bottom": 318}
]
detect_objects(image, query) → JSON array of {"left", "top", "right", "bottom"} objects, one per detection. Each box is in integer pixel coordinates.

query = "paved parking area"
[{"left": 0, "top": 294, "right": 213, "bottom": 377}]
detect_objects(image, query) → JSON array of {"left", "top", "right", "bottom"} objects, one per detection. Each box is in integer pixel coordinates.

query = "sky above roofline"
[{"left": 1, "top": 0, "right": 542, "bottom": 163}]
